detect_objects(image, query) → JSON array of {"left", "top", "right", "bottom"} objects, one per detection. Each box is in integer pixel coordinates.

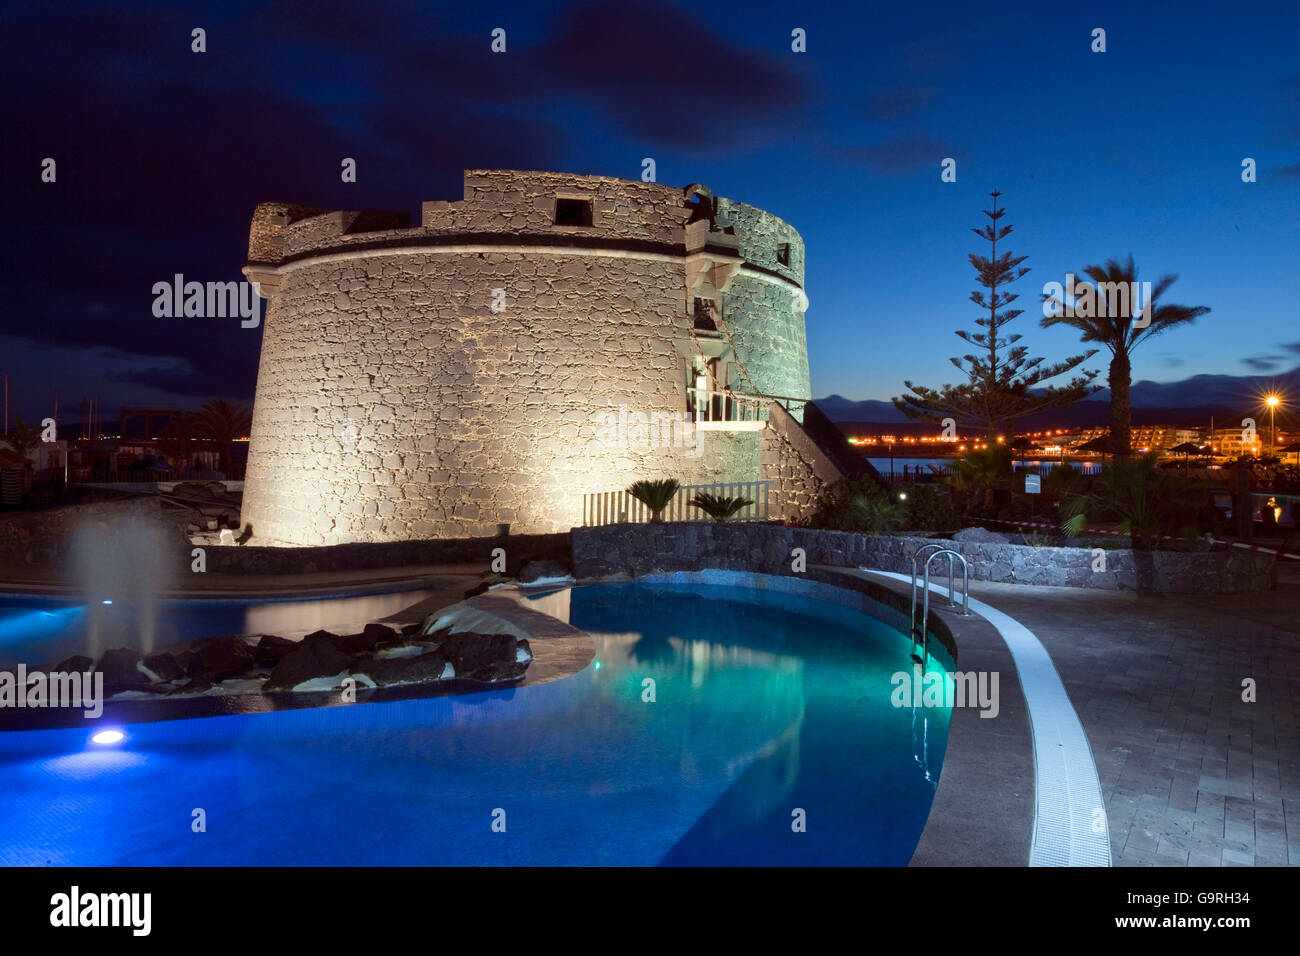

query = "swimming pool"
[
  {"left": 0, "top": 588, "right": 442, "bottom": 667},
  {"left": 0, "top": 579, "right": 952, "bottom": 865}
]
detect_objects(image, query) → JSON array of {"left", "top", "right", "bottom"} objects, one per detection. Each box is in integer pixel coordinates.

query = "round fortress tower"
[{"left": 242, "top": 170, "right": 811, "bottom": 545}]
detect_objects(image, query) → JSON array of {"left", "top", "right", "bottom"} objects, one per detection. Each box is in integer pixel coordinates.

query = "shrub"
[
  {"left": 946, "top": 444, "right": 1014, "bottom": 514},
  {"left": 896, "top": 482, "right": 958, "bottom": 531},
  {"left": 689, "top": 492, "right": 754, "bottom": 522},
  {"left": 627, "top": 478, "right": 680, "bottom": 522},
  {"left": 1042, "top": 462, "right": 1082, "bottom": 500},
  {"left": 1060, "top": 454, "right": 1208, "bottom": 550},
  {"left": 810, "top": 477, "right": 907, "bottom": 533}
]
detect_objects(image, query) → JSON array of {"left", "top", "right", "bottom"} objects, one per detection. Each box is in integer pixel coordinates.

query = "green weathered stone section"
[{"left": 715, "top": 199, "right": 810, "bottom": 421}]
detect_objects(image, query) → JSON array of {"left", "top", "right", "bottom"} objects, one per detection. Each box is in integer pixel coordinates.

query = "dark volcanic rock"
[
  {"left": 351, "top": 651, "right": 450, "bottom": 687},
  {"left": 142, "top": 652, "right": 185, "bottom": 682},
  {"left": 264, "top": 639, "right": 352, "bottom": 692},
  {"left": 327, "top": 630, "right": 378, "bottom": 655},
  {"left": 53, "top": 655, "right": 94, "bottom": 674},
  {"left": 253, "top": 634, "right": 297, "bottom": 666},
  {"left": 195, "top": 636, "right": 256, "bottom": 680},
  {"left": 951, "top": 527, "right": 1010, "bottom": 544},
  {"left": 97, "top": 648, "right": 148, "bottom": 690},
  {"left": 463, "top": 573, "right": 512, "bottom": 599},
  {"left": 364, "top": 622, "right": 399, "bottom": 642},
  {"left": 438, "top": 631, "right": 528, "bottom": 682},
  {"left": 176, "top": 649, "right": 199, "bottom": 676}
]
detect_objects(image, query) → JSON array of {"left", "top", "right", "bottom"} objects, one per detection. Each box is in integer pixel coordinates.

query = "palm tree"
[
  {"left": 193, "top": 399, "right": 252, "bottom": 475},
  {"left": 627, "top": 479, "right": 680, "bottom": 522},
  {"left": 1059, "top": 454, "right": 1206, "bottom": 550},
  {"left": 5, "top": 417, "right": 41, "bottom": 461},
  {"left": 155, "top": 412, "right": 198, "bottom": 470},
  {"left": 1042, "top": 255, "right": 1209, "bottom": 455},
  {"left": 947, "top": 443, "right": 1013, "bottom": 513},
  {"left": 689, "top": 492, "right": 754, "bottom": 523}
]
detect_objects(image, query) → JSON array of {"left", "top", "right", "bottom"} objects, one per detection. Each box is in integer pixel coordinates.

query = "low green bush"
[{"left": 810, "top": 477, "right": 907, "bottom": 533}]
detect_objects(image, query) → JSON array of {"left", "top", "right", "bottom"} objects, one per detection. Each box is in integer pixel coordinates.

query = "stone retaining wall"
[
  {"left": 572, "top": 523, "right": 1277, "bottom": 594},
  {"left": 0, "top": 497, "right": 176, "bottom": 570},
  {"left": 758, "top": 402, "right": 842, "bottom": 523},
  {"left": 0, "top": 495, "right": 568, "bottom": 579},
  {"left": 194, "top": 532, "right": 570, "bottom": 576}
]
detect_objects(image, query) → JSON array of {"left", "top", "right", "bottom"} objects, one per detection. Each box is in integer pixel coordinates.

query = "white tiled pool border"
[
  {"left": 871, "top": 569, "right": 1110, "bottom": 867},
  {"left": 639, "top": 568, "right": 1110, "bottom": 867}
]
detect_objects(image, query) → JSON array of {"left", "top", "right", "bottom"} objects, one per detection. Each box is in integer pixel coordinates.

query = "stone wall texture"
[
  {"left": 571, "top": 523, "right": 1279, "bottom": 594},
  {"left": 0, "top": 496, "right": 180, "bottom": 571},
  {"left": 759, "top": 402, "right": 843, "bottom": 523},
  {"left": 197, "top": 532, "right": 570, "bottom": 576},
  {"left": 241, "top": 171, "right": 810, "bottom": 545}
]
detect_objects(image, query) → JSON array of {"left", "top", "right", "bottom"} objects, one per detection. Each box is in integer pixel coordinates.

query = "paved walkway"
[{"left": 966, "top": 564, "right": 1300, "bottom": 866}]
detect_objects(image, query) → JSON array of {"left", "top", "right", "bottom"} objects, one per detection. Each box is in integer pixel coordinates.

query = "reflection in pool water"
[
  {"left": 0, "top": 580, "right": 951, "bottom": 865},
  {"left": 0, "top": 589, "right": 441, "bottom": 667}
]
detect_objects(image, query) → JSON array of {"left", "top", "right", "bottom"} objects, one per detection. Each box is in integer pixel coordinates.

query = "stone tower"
[{"left": 241, "top": 170, "right": 815, "bottom": 545}]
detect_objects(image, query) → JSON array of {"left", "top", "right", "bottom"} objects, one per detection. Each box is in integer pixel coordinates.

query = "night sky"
[{"left": 2, "top": 0, "right": 1298, "bottom": 427}]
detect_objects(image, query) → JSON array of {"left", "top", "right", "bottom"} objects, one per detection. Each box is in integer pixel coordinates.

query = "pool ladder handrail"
[{"left": 909, "top": 545, "right": 970, "bottom": 666}]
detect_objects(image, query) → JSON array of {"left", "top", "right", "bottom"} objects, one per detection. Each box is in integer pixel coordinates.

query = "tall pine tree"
[{"left": 893, "top": 191, "right": 1100, "bottom": 439}]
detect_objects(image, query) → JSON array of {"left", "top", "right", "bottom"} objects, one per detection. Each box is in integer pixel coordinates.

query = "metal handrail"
[
  {"left": 908, "top": 544, "right": 970, "bottom": 666},
  {"left": 909, "top": 543, "right": 948, "bottom": 659}
]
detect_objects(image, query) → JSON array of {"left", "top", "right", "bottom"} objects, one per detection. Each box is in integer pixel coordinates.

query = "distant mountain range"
[{"left": 815, "top": 366, "right": 1300, "bottom": 430}]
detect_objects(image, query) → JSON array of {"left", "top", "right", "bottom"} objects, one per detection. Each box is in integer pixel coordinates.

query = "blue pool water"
[
  {"left": 0, "top": 580, "right": 952, "bottom": 866},
  {"left": 0, "top": 589, "right": 441, "bottom": 667}
]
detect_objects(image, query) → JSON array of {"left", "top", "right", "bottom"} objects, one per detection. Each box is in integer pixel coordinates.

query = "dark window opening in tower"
[
  {"left": 554, "top": 198, "right": 593, "bottom": 226},
  {"left": 693, "top": 297, "right": 719, "bottom": 331}
]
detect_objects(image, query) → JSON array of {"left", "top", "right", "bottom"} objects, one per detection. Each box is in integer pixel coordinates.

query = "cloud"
[
  {"left": 523, "top": 0, "right": 815, "bottom": 149},
  {"left": 1241, "top": 355, "right": 1283, "bottom": 372},
  {"left": 843, "top": 138, "right": 951, "bottom": 173},
  {"left": 1282, "top": 342, "right": 1300, "bottom": 354},
  {"left": 864, "top": 86, "right": 938, "bottom": 119},
  {"left": 109, "top": 364, "right": 246, "bottom": 399},
  {"left": 0, "top": 4, "right": 578, "bottom": 412}
]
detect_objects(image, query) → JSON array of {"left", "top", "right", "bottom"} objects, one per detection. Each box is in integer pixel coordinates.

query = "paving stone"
[{"left": 956, "top": 565, "right": 1300, "bottom": 869}]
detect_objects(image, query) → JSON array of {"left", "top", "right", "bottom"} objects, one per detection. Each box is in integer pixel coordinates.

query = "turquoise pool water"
[
  {"left": 0, "top": 589, "right": 441, "bottom": 667},
  {"left": 0, "top": 580, "right": 951, "bottom": 865}
]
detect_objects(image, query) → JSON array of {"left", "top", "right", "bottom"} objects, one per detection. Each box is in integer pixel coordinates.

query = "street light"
[{"left": 1266, "top": 395, "right": 1280, "bottom": 454}]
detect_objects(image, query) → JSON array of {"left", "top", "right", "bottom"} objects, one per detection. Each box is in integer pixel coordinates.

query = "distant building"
[{"left": 1070, "top": 426, "right": 1199, "bottom": 454}]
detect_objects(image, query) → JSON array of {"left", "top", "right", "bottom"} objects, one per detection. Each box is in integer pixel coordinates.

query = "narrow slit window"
[
  {"left": 693, "top": 297, "right": 719, "bottom": 331},
  {"left": 777, "top": 242, "right": 791, "bottom": 266}
]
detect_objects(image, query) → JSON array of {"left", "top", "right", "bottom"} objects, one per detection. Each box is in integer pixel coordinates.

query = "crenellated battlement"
[{"left": 244, "top": 170, "right": 805, "bottom": 291}]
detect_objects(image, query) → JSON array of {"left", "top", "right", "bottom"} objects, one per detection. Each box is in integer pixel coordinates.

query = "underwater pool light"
[
  {"left": 91, "top": 730, "right": 125, "bottom": 745},
  {"left": 101, "top": 599, "right": 113, "bottom": 605}
]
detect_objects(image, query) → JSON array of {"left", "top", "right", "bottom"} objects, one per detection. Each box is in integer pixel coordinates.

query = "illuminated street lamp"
[{"left": 1266, "top": 395, "right": 1280, "bottom": 454}]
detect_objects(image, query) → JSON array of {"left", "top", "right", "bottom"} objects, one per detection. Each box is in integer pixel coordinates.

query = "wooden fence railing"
[{"left": 583, "top": 479, "right": 773, "bottom": 526}]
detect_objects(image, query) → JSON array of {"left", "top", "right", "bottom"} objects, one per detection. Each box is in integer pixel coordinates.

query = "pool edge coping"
[
  {"left": 867, "top": 568, "right": 1112, "bottom": 867},
  {"left": 609, "top": 568, "right": 1038, "bottom": 867}
]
